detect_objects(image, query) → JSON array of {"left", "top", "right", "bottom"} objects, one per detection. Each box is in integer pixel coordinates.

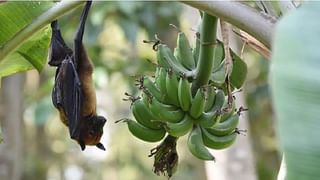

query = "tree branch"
[
  {"left": 0, "top": 1, "right": 84, "bottom": 61},
  {"left": 182, "top": 1, "right": 276, "bottom": 48}
]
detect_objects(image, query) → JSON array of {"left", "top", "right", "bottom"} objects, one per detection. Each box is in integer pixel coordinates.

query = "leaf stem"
[
  {"left": 192, "top": 13, "right": 218, "bottom": 94},
  {"left": 182, "top": 1, "right": 275, "bottom": 48},
  {"left": 0, "top": 1, "right": 84, "bottom": 61}
]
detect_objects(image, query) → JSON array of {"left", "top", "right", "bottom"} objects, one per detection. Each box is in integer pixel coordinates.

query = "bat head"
[{"left": 78, "top": 115, "right": 107, "bottom": 151}]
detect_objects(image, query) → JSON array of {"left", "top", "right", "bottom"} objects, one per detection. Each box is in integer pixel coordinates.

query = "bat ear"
[
  {"left": 96, "top": 143, "right": 106, "bottom": 151},
  {"left": 79, "top": 142, "right": 86, "bottom": 151}
]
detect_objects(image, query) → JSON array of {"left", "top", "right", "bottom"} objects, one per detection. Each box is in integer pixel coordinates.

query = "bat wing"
[{"left": 54, "top": 58, "right": 82, "bottom": 140}]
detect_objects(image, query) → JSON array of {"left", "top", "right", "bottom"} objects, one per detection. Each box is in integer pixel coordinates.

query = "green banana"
[
  {"left": 178, "top": 77, "right": 192, "bottom": 111},
  {"left": 155, "top": 66, "right": 162, "bottom": 89},
  {"left": 220, "top": 99, "right": 236, "bottom": 122},
  {"left": 141, "top": 90, "right": 151, "bottom": 106},
  {"left": 165, "top": 114, "right": 194, "bottom": 137},
  {"left": 155, "top": 66, "right": 161, "bottom": 80},
  {"left": 131, "top": 98, "right": 162, "bottom": 130},
  {"left": 142, "top": 76, "right": 166, "bottom": 103},
  {"left": 192, "top": 32, "right": 200, "bottom": 65},
  {"left": 197, "top": 89, "right": 226, "bottom": 128},
  {"left": 149, "top": 97, "right": 184, "bottom": 123},
  {"left": 165, "top": 70, "right": 180, "bottom": 107},
  {"left": 155, "top": 67, "right": 168, "bottom": 95},
  {"left": 189, "top": 88, "right": 206, "bottom": 119},
  {"left": 157, "top": 44, "right": 192, "bottom": 76},
  {"left": 197, "top": 110, "right": 221, "bottom": 128},
  {"left": 204, "top": 86, "right": 216, "bottom": 112},
  {"left": 210, "top": 89, "right": 225, "bottom": 113},
  {"left": 176, "top": 32, "right": 196, "bottom": 70},
  {"left": 212, "top": 40, "right": 224, "bottom": 72},
  {"left": 201, "top": 127, "right": 237, "bottom": 149},
  {"left": 207, "top": 113, "right": 239, "bottom": 136},
  {"left": 121, "top": 119, "right": 166, "bottom": 142},
  {"left": 156, "top": 44, "right": 171, "bottom": 69},
  {"left": 173, "top": 47, "right": 181, "bottom": 65},
  {"left": 187, "top": 126, "right": 215, "bottom": 161}
]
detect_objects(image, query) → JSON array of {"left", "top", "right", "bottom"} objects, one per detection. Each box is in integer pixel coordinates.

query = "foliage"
[
  {"left": 0, "top": 2, "right": 52, "bottom": 81},
  {"left": 271, "top": 2, "right": 320, "bottom": 179},
  {"left": 245, "top": 51, "right": 280, "bottom": 180},
  {"left": 3, "top": 1, "right": 314, "bottom": 180}
]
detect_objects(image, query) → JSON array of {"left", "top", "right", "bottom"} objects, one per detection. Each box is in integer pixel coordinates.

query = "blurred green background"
[{"left": 0, "top": 2, "right": 280, "bottom": 180}]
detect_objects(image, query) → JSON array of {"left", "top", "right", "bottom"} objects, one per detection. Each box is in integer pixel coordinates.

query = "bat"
[{"left": 48, "top": 1, "right": 106, "bottom": 151}]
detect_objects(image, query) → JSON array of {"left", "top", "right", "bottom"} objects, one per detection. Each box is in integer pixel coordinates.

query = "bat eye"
[{"left": 89, "top": 130, "right": 95, "bottom": 136}]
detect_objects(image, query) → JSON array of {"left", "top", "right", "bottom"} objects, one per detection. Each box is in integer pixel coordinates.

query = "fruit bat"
[{"left": 48, "top": 1, "right": 106, "bottom": 151}]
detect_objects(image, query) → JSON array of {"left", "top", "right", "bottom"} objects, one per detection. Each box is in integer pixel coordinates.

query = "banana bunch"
[
  {"left": 186, "top": 92, "right": 240, "bottom": 160},
  {"left": 120, "top": 30, "right": 244, "bottom": 164}
]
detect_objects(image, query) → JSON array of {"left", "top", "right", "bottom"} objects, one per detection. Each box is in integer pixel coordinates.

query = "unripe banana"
[
  {"left": 149, "top": 97, "right": 184, "bottom": 123},
  {"left": 155, "top": 67, "right": 162, "bottom": 89},
  {"left": 207, "top": 113, "right": 239, "bottom": 136},
  {"left": 155, "top": 67, "right": 167, "bottom": 95},
  {"left": 165, "top": 114, "right": 194, "bottom": 137},
  {"left": 155, "top": 67, "right": 161, "bottom": 80},
  {"left": 201, "top": 127, "right": 237, "bottom": 149},
  {"left": 121, "top": 119, "right": 166, "bottom": 142},
  {"left": 173, "top": 47, "right": 181, "bottom": 65},
  {"left": 212, "top": 40, "right": 224, "bottom": 72},
  {"left": 189, "top": 88, "right": 206, "bottom": 119},
  {"left": 187, "top": 126, "right": 215, "bottom": 161},
  {"left": 176, "top": 32, "right": 196, "bottom": 70},
  {"left": 165, "top": 70, "right": 180, "bottom": 107},
  {"left": 131, "top": 98, "right": 162, "bottom": 130},
  {"left": 204, "top": 86, "right": 216, "bottom": 112},
  {"left": 220, "top": 99, "right": 236, "bottom": 122},
  {"left": 157, "top": 44, "right": 191, "bottom": 75},
  {"left": 156, "top": 44, "right": 171, "bottom": 69},
  {"left": 210, "top": 89, "right": 225, "bottom": 113},
  {"left": 142, "top": 76, "right": 167, "bottom": 103},
  {"left": 141, "top": 90, "right": 151, "bottom": 106},
  {"left": 178, "top": 77, "right": 192, "bottom": 111},
  {"left": 197, "top": 110, "right": 221, "bottom": 128},
  {"left": 192, "top": 32, "right": 200, "bottom": 65}
]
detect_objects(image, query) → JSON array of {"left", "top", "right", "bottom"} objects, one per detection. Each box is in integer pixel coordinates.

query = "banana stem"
[
  {"left": 192, "top": 13, "right": 218, "bottom": 95},
  {"left": 165, "top": 135, "right": 178, "bottom": 143}
]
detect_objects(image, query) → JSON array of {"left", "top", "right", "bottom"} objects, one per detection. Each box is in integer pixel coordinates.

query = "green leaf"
[
  {"left": 210, "top": 61, "right": 225, "bottom": 86},
  {"left": 230, "top": 51, "right": 247, "bottom": 89},
  {"left": 0, "top": 1, "right": 52, "bottom": 46},
  {"left": 0, "top": 1, "right": 53, "bottom": 78},
  {"left": 271, "top": 2, "right": 320, "bottom": 179},
  {"left": 0, "top": 27, "right": 51, "bottom": 78}
]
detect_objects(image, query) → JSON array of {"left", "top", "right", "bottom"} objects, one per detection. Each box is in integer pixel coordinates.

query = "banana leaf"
[
  {"left": 271, "top": 2, "right": 320, "bottom": 179},
  {"left": 0, "top": 2, "right": 53, "bottom": 80}
]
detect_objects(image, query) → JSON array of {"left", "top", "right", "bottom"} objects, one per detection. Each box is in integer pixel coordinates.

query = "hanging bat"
[{"left": 48, "top": 1, "right": 106, "bottom": 151}]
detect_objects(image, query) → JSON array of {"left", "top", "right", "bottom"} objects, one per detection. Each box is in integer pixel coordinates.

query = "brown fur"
[
  {"left": 76, "top": 45, "right": 104, "bottom": 147},
  {"left": 78, "top": 45, "right": 97, "bottom": 117}
]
